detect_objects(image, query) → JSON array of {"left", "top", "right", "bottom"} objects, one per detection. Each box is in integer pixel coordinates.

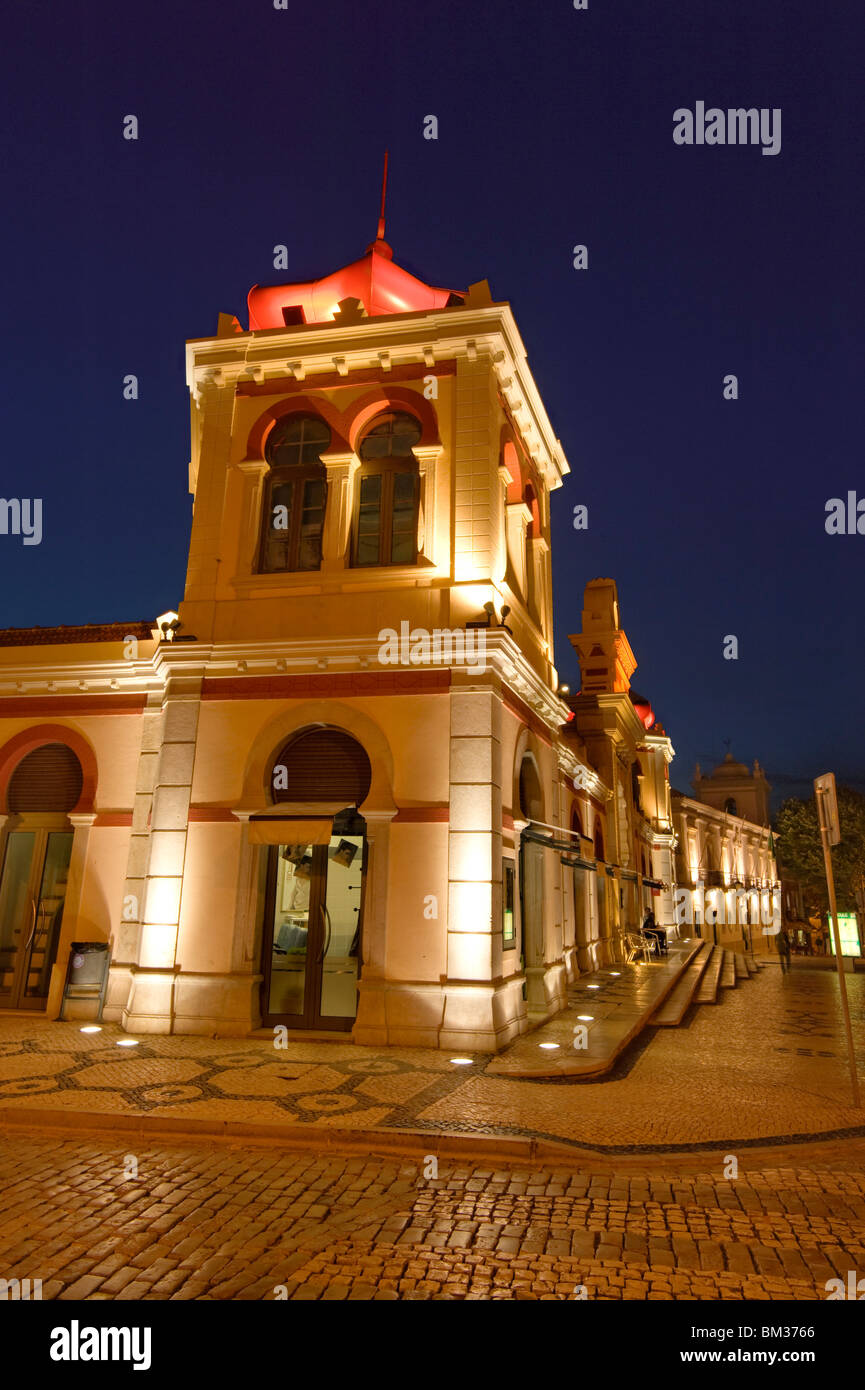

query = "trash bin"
[{"left": 58, "top": 942, "right": 110, "bottom": 1021}]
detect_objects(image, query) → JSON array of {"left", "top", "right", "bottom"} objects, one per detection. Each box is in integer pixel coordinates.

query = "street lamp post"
[{"left": 815, "top": 774, "right": 861, "bottom": 1110}]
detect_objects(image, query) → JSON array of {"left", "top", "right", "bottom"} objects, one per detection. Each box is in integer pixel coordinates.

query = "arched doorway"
[
  {"left": 0, "top": 743, "right": 81, "bottom": 1011},
  {"left": 593, "top": 821, "right": 609, "bottom": 949},
  {"left": 570, "top": 803, "right": 590, "bottom": 972},
  {"left": 517, "top": 753, "right": 545, "bottom": 1004},
  {"left": 256, "top": 728, "right": 372, "bottom": 1031}
]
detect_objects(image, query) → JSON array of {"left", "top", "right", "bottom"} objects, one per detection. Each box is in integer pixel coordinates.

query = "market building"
[
  {"left": 0, "top": 220, "right": 680, "bottom": 1048},
  {"left": 672, "top": 753, "right": 779, "bottom": 953}
]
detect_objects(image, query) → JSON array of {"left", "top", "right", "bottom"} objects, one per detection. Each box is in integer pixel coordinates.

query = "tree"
[{"left": 775, "top": 786, "right": 865, "bottom": 919}]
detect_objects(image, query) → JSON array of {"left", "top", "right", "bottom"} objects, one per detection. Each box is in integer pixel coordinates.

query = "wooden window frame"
[
  {"left": 258, "top": 466, "right": 328, "bottom": 574},
  {"left": 257, "top": 415, "right": 332, "bottom": 575},
  {"left": 350, "top": 457, "right": 419, "bottom": 568}
]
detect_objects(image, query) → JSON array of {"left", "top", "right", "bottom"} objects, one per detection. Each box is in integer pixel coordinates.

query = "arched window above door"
[
  {"left": 270, "top": 728, "right": 372, "bottom": 808},
  {"left": 259, "top": 414, "right": 330, "bottom": 573},
  {"left": 8, "top": 744, "right": 83, "bottom": 813},
  {"left": 352, "top": 411, "right": 421, "bottom": 567}
]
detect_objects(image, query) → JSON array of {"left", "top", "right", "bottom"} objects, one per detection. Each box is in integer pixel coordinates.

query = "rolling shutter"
[
  {"left": 271, "top": 729, "right": 372, "bottom": 806},
  {"left": 8, "top": 743, "right": 83, "bottom": 812}
]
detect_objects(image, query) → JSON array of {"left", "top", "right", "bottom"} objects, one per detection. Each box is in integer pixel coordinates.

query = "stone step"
[
  {"left": 720, "top": 950, "right": 738, "bottom": 988},
  {"left": 744, "top": 954, "right": 759, "bottom": 975},
  {"left": 486, "top": 943, "right": 704, "bottom": 1077},
  {"left": 695, "top": 945, "right": 724, "bottom": 1003},
  {"left": 652, "top": 944, "right": 712, "bottom": 1026},
  {"left": 734, "top": 952, "right": 750, "bottom": 980}
]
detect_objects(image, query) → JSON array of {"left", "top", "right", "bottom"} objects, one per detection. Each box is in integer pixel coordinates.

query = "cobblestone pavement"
[
  {"left": 1, "top": 1132, "right": 864, "bottom": 1300},
  {"left": 0, "top": 966, "right": 863, "bottom": 1150}
]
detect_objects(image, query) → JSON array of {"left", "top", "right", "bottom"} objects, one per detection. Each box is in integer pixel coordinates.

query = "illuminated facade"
[
  {"left": 672, "top": 754, "right": 779, "bottom": 951},
  {"left": 563, "top": 579, "right": 678, "bottom": 962},
  {"left": 0, "top": 226, "right": 683, "bottom": 1047}
]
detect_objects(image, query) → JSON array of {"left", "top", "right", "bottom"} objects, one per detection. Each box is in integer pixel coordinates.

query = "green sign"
[{"left": 831, "top": 913, "right": 861, "bottom": 957}]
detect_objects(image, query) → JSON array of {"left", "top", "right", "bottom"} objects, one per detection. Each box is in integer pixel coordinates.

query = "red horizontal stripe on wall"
[
  {"left": 188, "top": 807, "right": 239, "bottom": 822},
  {"left": 93, "top": 812, "right": 133, "bottom": 827},
  {"left": 392, "top": 807, "right": 450, "bottom": 823},
  {"left": 202, "top": 671, "right": 451, "bottom": 700},
  {"left": 0, "top": 695, "right": 145, "bottom": 716}
]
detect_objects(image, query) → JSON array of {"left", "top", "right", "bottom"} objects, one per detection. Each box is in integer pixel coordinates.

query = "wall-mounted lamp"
[
  {"left": 468, "top": 600, "right": 513, "bottom": 633},
  {"left": 155, "top": 610, "right": 182, "bottom": 642}
]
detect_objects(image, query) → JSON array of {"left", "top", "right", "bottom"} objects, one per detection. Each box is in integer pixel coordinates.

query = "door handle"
[
  {"left": 23, "top": 898, "right": 37, "bottom": 950},
  {"left": 318, "top": 905, "right": 332, "bottom": 963}
]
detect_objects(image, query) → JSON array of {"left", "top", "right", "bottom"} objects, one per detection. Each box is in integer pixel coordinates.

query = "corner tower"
[{"left": 108, "top": 207, "right": 576, "bottom": 1048}]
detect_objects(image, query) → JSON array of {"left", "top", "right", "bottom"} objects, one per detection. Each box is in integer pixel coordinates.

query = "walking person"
[{"left": 777, "top": 924, "right": 792, "bottom": 974}]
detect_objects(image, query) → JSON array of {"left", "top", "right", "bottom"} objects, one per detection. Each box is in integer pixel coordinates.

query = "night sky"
[{"left": 1, "top": 1, "right": 862, "bottom": 808}]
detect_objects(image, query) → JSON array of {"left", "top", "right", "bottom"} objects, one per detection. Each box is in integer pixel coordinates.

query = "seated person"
[{"left": 642, "top": 909, "right": 667, "bottom": 955}]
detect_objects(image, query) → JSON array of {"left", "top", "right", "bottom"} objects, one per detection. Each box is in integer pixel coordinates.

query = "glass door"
[
  {"left": 262, "top": 842, "right": 316, "bottom": 1025},
  {"left": 318, "top": 831, "right": 364, "bottom": 1027},
  {"left": 0, "top": 828, "right": 73, "bottom": 1010},
  {"left": 261, "top": 814, "right": 366, "bottom": 1031}
]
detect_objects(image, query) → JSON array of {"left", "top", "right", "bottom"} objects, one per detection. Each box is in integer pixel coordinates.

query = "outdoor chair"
[{"left": 624, "top": 932, "right": 653, "bottom": 965}]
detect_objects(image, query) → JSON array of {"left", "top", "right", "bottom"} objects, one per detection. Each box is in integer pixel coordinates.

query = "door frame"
[
  {"left": 259, "top": 815, "right": 367, "bottom": 1032},
  {"left": 0, "top": 813, "right": 74, "bottom": 1011}
]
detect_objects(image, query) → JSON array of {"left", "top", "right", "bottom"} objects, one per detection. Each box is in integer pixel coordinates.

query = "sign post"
[{"left": 814, "top": 774, "right": 860, "bottom": 1109}]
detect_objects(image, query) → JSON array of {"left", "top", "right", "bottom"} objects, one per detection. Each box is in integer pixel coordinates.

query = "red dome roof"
[
  {"left": 630, "top": 691, "right": 655, "bottom": 730},
  {"left": 248, "top": 239, "right": 462, "bottom": 330}
]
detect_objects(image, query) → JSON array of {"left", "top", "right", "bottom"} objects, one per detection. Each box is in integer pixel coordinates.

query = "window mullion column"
[
  {"left": 234, "top": 458, "right": 269, "bottom": 576},
  {"left": 321, "top": 451, "right": 360, "bottom": 573}
]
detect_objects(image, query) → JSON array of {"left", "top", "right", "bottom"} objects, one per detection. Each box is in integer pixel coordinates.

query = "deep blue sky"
[{"left": 1, "top": 0, "right": 862, "bottom": 808}]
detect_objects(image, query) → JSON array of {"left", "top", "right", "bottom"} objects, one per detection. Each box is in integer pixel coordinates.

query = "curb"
[
  {"left": 2, "top": 1104, "right": 865, "bottom": 1168},
  {"left": 0, "top": 1105, "right": 573, "bottom": 1163}
]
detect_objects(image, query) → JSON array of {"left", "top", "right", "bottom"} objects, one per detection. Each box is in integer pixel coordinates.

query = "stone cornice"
[
  {"left": 674, "top": 794, "right": 773, "bottom": 842},
  {"left": 0, "top": 658, "right": 163, "bottom": 698},
  {"left": 186, "top": 302, "right": 569, "bottom": 490}
]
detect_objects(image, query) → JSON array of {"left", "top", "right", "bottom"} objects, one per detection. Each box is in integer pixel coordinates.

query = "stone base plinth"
[{"left": 354, "top": 976, "right": 528, "bottom": 1052}]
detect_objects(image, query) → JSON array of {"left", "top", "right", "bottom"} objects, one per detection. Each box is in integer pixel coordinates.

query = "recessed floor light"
[
  {"left": 609, "top": 971, "right": 621, "bottom": 976},
  {"left": 539, "top": 1042, "right": 560, "bottom": 1050},
  {"left": 80, "top": 1025, "right": 101, "bottom": 1034},
  {"left": 587, "top": 984, "right": 601, "bottom": 990},
  {"left": 450, "top": 1057, "right": 472, "bottom": 1065},
  {"left": 116, "top": 1039, "right": 139, "bottom": 1047},
  {"left": 576, "top": 1015, "right": 594, "bottom": 1021}
]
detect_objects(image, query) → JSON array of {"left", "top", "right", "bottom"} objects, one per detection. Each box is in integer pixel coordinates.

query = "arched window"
[
  {"left": 269, "top": 728, "right": 372, "bottom": 808},
  {"left": 8, "top": 744, "right": 83, "bottom": 812},
  {"left": 352, "top": 412, "right": 421, "bottom": 567},
  {"left": 518, "top": 755, "right": 543, "bottom": 822},
  {"left": 259, "top": 415, "right": 330, "bottom": 573},
  {"left": 724, "top": 797, "right": 737, "bottom": 815},
  {"left": 594, "top": 823, "right": 605, "bottom": 862},
  {"left": 631, "top": 761, "right": 643, "bottom": 815}
]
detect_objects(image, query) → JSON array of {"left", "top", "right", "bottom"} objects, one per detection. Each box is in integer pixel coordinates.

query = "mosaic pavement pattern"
[{"left": 0, "top": 966, "right": 863, "bottom": 1152}]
